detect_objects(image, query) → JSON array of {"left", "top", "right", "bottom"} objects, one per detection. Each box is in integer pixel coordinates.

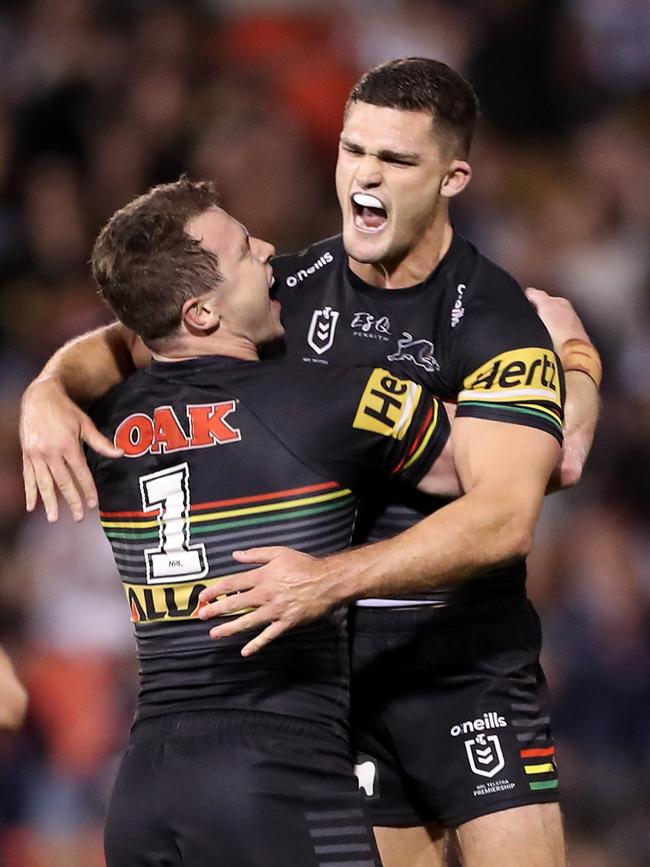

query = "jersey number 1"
[{"left": 139, "top": 463, "right": 208, "bottom": 584}]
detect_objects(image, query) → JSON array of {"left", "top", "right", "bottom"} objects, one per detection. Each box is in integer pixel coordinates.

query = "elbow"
[
  {"left": 559, "top": 453, "right": 583, "bottom": 489},
  {"left": 507, "top": 527, "right": 534, "bottom": 561},
  {"left": 492, "top": 518, "right": 535, "bottom": 564}
]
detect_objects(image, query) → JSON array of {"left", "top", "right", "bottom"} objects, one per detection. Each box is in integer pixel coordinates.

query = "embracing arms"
[
  {"left": 21, "top": 322, "right": 148, "bottom": 521},
  {"left": 196, "top": 416, "right": 557, "bottom": 654},
  {"left": 20, "top": 291, "right": 599, "bottom": 522}
]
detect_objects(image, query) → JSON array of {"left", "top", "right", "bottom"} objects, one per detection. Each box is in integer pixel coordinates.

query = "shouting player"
[
  {"left": 20, "top": 60, "right": 600, "bottom": 867},
  {"left": 191, "top": 59, "right": 600, "bottom": 867}
]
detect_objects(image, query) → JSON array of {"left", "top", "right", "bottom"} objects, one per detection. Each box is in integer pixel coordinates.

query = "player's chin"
[{"left": 342, "top": 225, "right": 388, "bottom": 263}]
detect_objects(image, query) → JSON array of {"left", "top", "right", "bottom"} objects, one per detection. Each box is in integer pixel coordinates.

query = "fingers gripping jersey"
[
  {"left": 269, "top": 233, "right": 565, "bottom": 605},
  {"left": 87, "top": 356, "right": 447, "bottom": 726}
]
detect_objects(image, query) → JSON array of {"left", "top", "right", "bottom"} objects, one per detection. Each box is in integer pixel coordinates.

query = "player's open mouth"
[{"left": 351, "top": 192, "right": 388, "bottom": 233}]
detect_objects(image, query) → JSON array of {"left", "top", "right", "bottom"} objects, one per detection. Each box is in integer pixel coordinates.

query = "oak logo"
[
  {"left": 353, "top": 368, "right": 421, "bottom": 440},
  {"left": 462, "top": 348, "right": 561, "bottom": 399},
  {"left": 115, "top": 402, "right": 241, "bottom": 457}
]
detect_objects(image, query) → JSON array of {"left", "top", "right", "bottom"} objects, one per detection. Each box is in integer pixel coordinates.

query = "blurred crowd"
[{"left": 0, "top": 0, "right": 648, "bottom": 865}]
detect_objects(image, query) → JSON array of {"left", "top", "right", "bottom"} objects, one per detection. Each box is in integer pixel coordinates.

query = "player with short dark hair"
[
  {"left": 345, "top": 57, "right": 478, "bottom": 158},
  {"left": 82, "top": 179, "right": 454, "bottom": 867},
  {"left": 19, "top": 59, "right": 600, "bottom": 867},
  {"left": 195, "top": 58, "right": 600, "bottom": 867}
]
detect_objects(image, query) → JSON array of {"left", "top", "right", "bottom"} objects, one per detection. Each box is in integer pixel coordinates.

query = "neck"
[
  {"left": 152, "top": 332, "right": 260, "bottom": 363},
  {"left": 349, "top": 218, "right": 453, "bottom": 289}
]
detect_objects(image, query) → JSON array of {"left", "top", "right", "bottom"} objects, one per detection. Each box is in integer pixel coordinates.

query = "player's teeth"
[{"left": 352, "top": 193, "right": 384, "bottom": 209}]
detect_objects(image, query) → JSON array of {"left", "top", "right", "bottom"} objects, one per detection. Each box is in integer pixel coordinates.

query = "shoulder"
[
  {"left": 453, "top": 236, "right": 524, "bottom": 309},
  {"left": 450, "top": 236, "right": 549, "bottom": 340},
  {"left": 88, "top": 369, "right": 152, "bottom": 427}
]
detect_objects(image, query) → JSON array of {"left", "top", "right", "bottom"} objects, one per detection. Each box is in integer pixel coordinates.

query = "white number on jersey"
[{"left": 139, "top": 463, "right": 208, "bottom": 583}]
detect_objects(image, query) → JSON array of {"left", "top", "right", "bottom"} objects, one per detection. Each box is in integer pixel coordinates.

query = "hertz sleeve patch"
[
  {"left": 457, "top": 348, "right": 563, "bottom": 438},
  {"left": 353, "top": 368, "right": 422, "bottom": 440}
]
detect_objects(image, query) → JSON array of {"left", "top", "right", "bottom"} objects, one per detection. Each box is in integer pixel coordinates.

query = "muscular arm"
[
  {"left": 527, "top": 288, "right": 600, "bottom": 488},
  {"left": 21, "top": 322, "right": 148, "bottom": 521},
  {"left": 553, "top": 370, "right": 599, "bottom": 488},
  {"left": 34, "top": 321, "right": 141, "bottom": 405},
  {"left": 199, "top": 419, "right": 558, "bottom": 654},
  {"left": 20, "top": 289, "right": 597, "bottom": 523}
]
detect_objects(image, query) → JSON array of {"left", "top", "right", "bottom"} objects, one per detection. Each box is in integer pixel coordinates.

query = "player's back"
[
  {"left": 89, "top": 354, "right": 447, "bottom": 734},
  {"left": 89, "top": 356, "right": 358, "bottom": 733}
]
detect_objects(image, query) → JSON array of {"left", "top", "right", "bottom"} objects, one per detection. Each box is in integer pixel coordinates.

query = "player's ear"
[
  {"left": 182, "top": 292, "right": 221, "bottom": 333},
  {"left": 440, "top": 159, "right": 471, "bottom": 199}
]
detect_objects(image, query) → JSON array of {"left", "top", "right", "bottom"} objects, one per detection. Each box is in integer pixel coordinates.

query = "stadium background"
[{"left": 0, "top": 0, "right": 648, "bottom": 865}]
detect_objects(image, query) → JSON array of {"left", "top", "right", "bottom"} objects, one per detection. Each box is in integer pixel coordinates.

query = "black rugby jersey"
[
  {"left": 269, "top": 232, "right": 564, "bottom": 606},
  {"left": 87, "top": 356, "right": 447, "bottom": 729}
]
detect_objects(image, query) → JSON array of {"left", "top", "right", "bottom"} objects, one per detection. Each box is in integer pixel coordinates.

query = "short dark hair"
[
  {"left": 346, "top": 57, "right": 478, "bottom": 157},
  {"left": 92, "top": 177, "right": 222, "bottom": 345}
]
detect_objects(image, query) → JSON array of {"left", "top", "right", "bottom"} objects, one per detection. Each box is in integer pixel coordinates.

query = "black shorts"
[
  {"left": 350, "top": 596, "right": 559, "bottom": 829},
  {"left": 105, "top": 710, "right": 382, "bottom": 867}
]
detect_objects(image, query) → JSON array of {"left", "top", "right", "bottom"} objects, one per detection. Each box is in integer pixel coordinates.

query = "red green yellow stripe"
[
  {"left": 521, "top": 747, "right": 555, "bottom": 759},
  {"left": 101, "top": 486, "right": 352, "bottom": 529},
  {"left": 103, "top": 497, "right": 353, "bottom": 541},
  {"left": 403, "top": 402, "right": 440, "bottom": 472},
  {"left": 524, "top": 763, "right": 554, "bottom": 774},
  {"left": 99, "top": 480, "right": 340, "bottom": 519}
]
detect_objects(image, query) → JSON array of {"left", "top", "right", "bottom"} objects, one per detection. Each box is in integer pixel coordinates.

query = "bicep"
[
  {"left": 452, "top": 417, "right": 560, "bottom": 516},
  {"left": 416, "top": 434, "right": 462, "bottom": 498}
]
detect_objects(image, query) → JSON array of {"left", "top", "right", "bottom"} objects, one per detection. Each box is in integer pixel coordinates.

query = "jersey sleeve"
[
  {"left": 449, "top": 275, "right": 564, "bottom": 443},
  {"left": 342, "top": 367, "right": 449, "bottom": 488}
]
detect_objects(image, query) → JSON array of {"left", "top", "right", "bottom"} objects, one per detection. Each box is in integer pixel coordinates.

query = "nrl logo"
[
  {"left": 387, "top": 332, "right": 440, "bottom": 372},
  {"left": 465, "top": 733, "right": 506, "bottom": 779},
  {"left": 307, "top": 306, "right": 340, "bottom": 355}
]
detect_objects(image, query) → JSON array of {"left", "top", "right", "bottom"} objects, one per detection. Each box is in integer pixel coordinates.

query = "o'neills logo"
[
  {"left": 450, "top": 712, "right": 507, "bottom": 737},
  {"left": 285, "top": 251, "right": 334, "bottom": 287},
  {"left": 114, "top": 402, "right": 241, "bottom": 457}
]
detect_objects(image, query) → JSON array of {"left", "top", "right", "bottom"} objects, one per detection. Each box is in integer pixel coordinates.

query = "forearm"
[
  {"left": 557, "top": 370, "right": 600, "bottom": 487},
  {"left": 317, "top": 488, "right": 536, "bottom": 605},
  {"left": 34, "top": 322, "right": 138, "bottom": 406}
]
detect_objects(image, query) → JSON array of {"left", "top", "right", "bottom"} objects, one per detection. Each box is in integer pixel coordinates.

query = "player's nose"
[
  {"left": 253, "top": 238, "right": 275, "bottom": 261},
  {"left": 356, "top": 155, "right": 382, "bottom": 188}
]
